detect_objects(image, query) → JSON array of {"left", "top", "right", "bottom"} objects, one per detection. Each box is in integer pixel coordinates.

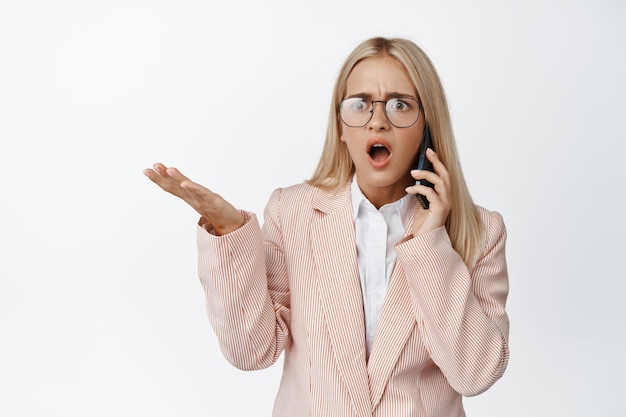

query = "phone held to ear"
[{"left": 413, "top": 124, "right": 435, "bottom": 209}]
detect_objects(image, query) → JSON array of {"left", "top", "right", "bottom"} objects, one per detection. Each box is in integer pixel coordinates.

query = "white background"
[{"left": 1, "top": 0, "right": 625, "bottom": 416}]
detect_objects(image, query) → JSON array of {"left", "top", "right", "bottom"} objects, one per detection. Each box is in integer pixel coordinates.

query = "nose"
[{"left": 368, "top": 101, "right": 390, "bottom": 130}]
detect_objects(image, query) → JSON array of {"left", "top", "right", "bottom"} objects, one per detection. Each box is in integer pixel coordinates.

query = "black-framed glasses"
[{"left": 339, "top": 97, "right": 421, "bottom": 128}]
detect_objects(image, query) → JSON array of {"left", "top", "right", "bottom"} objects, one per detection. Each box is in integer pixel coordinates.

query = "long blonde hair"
[{"left": 308, "top": 37, "right": 484, "bottom": 268}]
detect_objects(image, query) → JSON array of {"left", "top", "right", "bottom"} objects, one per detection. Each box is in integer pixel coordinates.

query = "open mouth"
[{"left": 368, "top": 143, "right": 391, "bottom": 162}]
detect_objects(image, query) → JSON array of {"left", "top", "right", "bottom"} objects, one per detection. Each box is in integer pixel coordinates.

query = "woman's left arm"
[{"left": 395, "top": 210, "right": 509, "bottom": 396}]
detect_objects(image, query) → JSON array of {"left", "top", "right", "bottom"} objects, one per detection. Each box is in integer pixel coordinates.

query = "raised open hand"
[{"left": 143, "top": 163, "right": 244, "bottom": 235}]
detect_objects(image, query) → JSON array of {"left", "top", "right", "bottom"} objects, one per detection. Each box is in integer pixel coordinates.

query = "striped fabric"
[{"left": 197, "top": 181, "right": 509, "bottom": 417}]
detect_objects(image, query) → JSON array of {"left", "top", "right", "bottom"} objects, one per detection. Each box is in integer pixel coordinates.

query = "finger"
[
  {"left": 165, "top": 166, "right": 191, "bottom": 183},
  {"left": 410, "top": 169, "right": 443, "bottom": 189},
  {"left": 410, "top": 186, "right": 444, "bottom": 211},
  {"left": 410, "top": 172, "right": 452, "bottom": 210},
  {"left": 426, "top": 149, "right": 450, "bottom": 182},
  {"left": 406, "top": 171, "right": 451, "bottom": 208},
  {"left": 144, "top": 164, "right": 190, "bottom": 197},
  {"left": 143, "top": 168, "right": 156, "bottom": 180},
  {"left": 405, "top": 183, "right": 439, "bottom": 202},
  {"left": 143, "top": 167, "right": 169, "bottom": 186},
  {"left": 152, "top": 162, "right": 170, "bottom": 176}
]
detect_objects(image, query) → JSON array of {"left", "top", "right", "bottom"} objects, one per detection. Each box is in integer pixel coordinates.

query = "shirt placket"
[{"left": 365, "top": 210, "right": 388, "bottom": 348}]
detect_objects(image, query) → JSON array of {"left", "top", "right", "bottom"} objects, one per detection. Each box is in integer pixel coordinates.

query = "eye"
[
  {"left": 345, "top": 98, "right": 370, "bottom": 112},
  {"left": 388, "top": 98, "right": 412, "bottom": 112}
]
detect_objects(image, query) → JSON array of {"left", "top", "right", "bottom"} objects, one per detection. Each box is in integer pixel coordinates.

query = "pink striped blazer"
[{"left": 197, "top": 181, "right": 509, "bottom": 417}]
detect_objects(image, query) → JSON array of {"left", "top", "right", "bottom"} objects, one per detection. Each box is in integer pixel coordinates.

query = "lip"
[{"left": 366, "top": 137, "right": 392, "bottom": 169}]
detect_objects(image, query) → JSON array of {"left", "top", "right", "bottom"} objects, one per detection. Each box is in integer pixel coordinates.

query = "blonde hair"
[{"left": 308, "top": 37, "right": 484, "bottom": 267}]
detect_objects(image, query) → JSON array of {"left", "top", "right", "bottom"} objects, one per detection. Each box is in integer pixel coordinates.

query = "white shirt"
[{"left": 350, "top": 176, "right": 416, "bottom": 356}]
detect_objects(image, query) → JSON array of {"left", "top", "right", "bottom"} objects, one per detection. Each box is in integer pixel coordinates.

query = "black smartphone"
[{"left": 413, "top": 124, "right": 435, "bottom": 209}]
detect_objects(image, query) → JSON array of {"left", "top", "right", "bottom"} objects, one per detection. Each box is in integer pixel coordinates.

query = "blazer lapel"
[
  {"left": 310, "top": 183, "right": 372, "bottom": 417},
  {"left": 366, "top": 206, "right": 421, "bottom": 409}
]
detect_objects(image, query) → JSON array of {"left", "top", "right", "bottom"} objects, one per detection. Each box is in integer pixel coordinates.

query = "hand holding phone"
[{"left": 413, "top": 124, "right": 435, "bottom": 209}]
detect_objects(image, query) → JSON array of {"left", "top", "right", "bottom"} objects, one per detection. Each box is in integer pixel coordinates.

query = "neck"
[{"left": 357, "top": 178, "right": 412, "bottom": 209}]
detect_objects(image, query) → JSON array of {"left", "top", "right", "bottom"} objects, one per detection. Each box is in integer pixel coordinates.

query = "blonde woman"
[{"left": 144, "top": 37, "right": 509, "bottom": 416}]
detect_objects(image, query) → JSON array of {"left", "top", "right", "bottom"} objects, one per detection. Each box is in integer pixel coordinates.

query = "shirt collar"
[
  {"left": 350, "top": 175, "right": 416, "bottom": 228},
  {"left": 351, "top": 175, "right": 368, "bottom": 220}
]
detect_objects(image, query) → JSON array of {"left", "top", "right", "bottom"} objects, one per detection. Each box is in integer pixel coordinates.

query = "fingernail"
[{"left": 153, "top": 164, "right": 162, "bottom": 173}]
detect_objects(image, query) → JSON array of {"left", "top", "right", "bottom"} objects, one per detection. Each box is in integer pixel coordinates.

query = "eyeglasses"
[{"left": 339, "top": 97, "right": 421, "bottom": 128}]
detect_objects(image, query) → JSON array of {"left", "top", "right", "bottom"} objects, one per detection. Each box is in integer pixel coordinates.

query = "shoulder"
[
  {"left": 264, "top": 182, "right": 321, "bottom": 222},
  {"left": 280, "top": 182, "right": 320, "bottom": 199},
  {"left": 267, "top": 182, "right": 319, "bottom": 208},
  {"left": 262, "top": 182, "right": 333, "bottom": 236},
  {"left": 264, "top": 181, "right": 351, "bottom": 223},
  {"left": 475, "top": 205, "right": 507, "bottom": 255},
  {"left": 268, "top": 180, "right": 350, "bottom": 207},
  {"left": 475, "top": 205, "right": 505, "bottom": 231}
]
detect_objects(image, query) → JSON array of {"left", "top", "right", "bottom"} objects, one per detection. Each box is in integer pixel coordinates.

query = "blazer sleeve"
[
  {"left": 394, "top": 209, "right": 509, "bottom": 396},
  {"left": 196, "top": 189, "right": 290, "bottom": 371}
]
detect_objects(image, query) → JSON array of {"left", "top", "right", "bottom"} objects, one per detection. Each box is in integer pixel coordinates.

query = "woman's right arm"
[
  {"left": 144, "top": 165, "right": 290, "bottom": 369},
  {"left": 196, "top": 192, "right": 291, "bottom": 370}
]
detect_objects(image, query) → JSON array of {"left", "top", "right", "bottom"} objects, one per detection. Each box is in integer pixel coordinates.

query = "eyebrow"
[{"left": 345, "top": 92, "right": 418, "bottom": 101}]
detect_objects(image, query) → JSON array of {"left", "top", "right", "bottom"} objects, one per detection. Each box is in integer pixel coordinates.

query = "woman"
[{"left": 144, "top": 37, "right": 509, "bottom": 417}]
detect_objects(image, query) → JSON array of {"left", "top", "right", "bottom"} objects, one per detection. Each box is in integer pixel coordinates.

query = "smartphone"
[{"left": 413, "top": 124, "right": 435, "bottom": 209}]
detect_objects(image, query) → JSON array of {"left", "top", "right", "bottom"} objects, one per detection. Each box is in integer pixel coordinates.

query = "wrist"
[{"left": 213, "top": 213, "right": 246, "bottom": 236}]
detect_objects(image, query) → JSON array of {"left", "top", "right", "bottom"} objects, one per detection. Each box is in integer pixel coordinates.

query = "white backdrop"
[{"left": 1, "top": 1, "right": 624, "bottom": 416}]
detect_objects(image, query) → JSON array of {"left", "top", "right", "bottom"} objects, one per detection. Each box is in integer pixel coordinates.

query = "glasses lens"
[
  {"left": 340, "top": 98, "right": 372, "bottom": 127},
  {"left": 385, "top": 98, "right": 420, "bottom": 128}
]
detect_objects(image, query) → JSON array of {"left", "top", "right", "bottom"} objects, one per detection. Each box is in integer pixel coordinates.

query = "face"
[{"left": 340, "top": 55, "right": 424, "bottom": 208}]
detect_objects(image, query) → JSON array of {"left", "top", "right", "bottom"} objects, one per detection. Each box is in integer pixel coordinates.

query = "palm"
[{"left": 143, "top": 163, "right": 244, "bottom": 235}]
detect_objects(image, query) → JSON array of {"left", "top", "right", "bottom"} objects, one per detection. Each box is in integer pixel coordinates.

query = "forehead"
[{"left": 345, "top": 55, "right": 415, "bottom": 96}]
